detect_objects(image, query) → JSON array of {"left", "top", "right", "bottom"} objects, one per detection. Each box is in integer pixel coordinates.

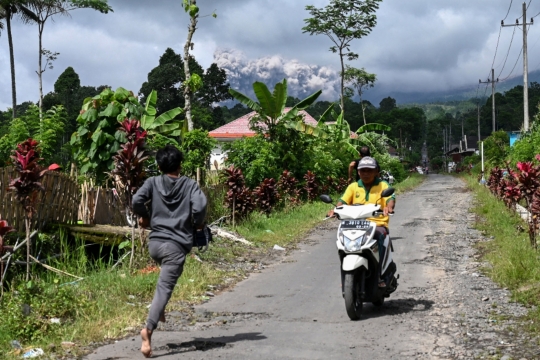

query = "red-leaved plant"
[
  {"left": 0, "top": 219, "right": 15, "bottom": 296},
  {"left": 304, "top": 170, "right": 319, "bottom": 202},
  {"left": 111, "top": 119, "right": 149, "bottom": 211},
  {"left": 336, "top": 177, "right": 349, "bottom": 194},
  {"left": 321, "top": 176, "right": 334, "bottom": 195},
  {"left": 111, "top": 119, "right": 149, "bottom": 267},
  {"left": 223, "top": 166, "right": 254, "bottom": 224},
  {"left": 277, "top": 170, "right": 301, "bottom": 207},
  {"left": 253, "top": 178, "right": 280, "bottom": 215},
  {"left": 8, "top": 138, "right": 47, "bottom": 280}
]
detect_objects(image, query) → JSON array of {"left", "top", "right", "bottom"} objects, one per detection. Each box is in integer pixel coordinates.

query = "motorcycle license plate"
[{"left": 341, "top": 220, "right": 371, "bottom": 229}]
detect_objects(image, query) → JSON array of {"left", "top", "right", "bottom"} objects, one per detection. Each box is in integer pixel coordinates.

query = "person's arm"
[
  {"left": 348, "top": 161, "right": 356, "bottom": 183},
  {"left": 383, "top": 199, "right": 395, "bottom": 216},
  {"left": 191, "top": 183, "right": 208, "bottom": 229},
  {"left": 133, "top": 178, "right": 152, "bottom": 220},
  {"left": 133, "top": 179, "right": 153, "bottom": 228}
]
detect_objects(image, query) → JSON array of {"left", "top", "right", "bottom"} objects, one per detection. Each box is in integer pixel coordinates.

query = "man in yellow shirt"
[{"left": 331, "top": 156, "right": 395, "bottom": 287}]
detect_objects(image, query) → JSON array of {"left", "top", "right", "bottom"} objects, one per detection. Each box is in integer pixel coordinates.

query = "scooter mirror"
[
  {"left": 319, "top": 194, "right": 333, "bottom": 204},
  {"left": 381, "top": 188, "right": 395, "bottom": 198}
]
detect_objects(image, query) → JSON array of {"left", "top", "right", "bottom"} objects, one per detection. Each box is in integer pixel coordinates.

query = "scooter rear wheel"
[{"left": 344, "top": 270, "right": 363, "bottom": 320}]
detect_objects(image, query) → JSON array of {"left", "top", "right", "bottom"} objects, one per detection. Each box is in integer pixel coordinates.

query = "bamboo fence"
[
  {"left": 78, "top": 182, "right": 128, "bottom": 226},
  {"left": 0, "top": 166, "right": 225, "bottom": 233},
  {"left": 0, "top": 168, "right": 79, "bottom": 233}
]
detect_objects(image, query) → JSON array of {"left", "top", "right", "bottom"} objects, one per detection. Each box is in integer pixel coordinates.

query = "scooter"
[{"left": 320, "top": 188, "right": 398, "bottom": 320}]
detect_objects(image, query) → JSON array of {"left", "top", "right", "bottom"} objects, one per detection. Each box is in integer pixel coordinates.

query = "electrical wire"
[
  {"left": 497, "top": 25, "right": 517, "bottom": 78},
  {"left": 503, "top": 0, "right": 513, "bottom": 21},
  {"left": 499, "top": 45, "right": 523, "bottom": 81},
  {"left": 489, "top": 26, "right": 503, "bottom": 79}
]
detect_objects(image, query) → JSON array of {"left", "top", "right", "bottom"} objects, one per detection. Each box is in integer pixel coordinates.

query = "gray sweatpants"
[{"left": 146, "top": 240, "right": 186, "bottom": 331}]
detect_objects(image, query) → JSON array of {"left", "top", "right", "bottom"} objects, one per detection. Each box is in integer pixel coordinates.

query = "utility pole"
[
  {"left": 479, "top": 68, "right": 498, "bottom": 133},
  {"left": 477, "top": 102, "right": 481, "bottom": 144},
  {"left": 450, "top": 122, "right": 452, "bottom": 148},
  {"left": 502, "top": 2, "right": 534, "bottom": 131}
]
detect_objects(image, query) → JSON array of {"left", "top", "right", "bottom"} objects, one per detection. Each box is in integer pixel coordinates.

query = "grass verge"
[
  {"left": 464, "top": 175, "right": 540, "bottom": 338},
  {"left": 0, "top": 175, "right": 423, "bottom": 358},
  {"left": 394, "top": 173, "right": 424, "bottom": 195}
]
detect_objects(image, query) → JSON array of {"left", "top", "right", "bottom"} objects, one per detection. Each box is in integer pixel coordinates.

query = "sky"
[{"left": 1, "top": 0, "right": 540, "bottom": 110}]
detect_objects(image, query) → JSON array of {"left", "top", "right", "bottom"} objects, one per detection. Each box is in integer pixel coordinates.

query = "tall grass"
[{"left": 464, "top": 175, "right": 540, "bottom": 335}]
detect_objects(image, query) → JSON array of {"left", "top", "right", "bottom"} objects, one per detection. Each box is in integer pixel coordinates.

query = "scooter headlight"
[
  {"left": 339, "top": 229, "right": 367, "bottom": 252},
  {"left": 343, "top": 236, "right": 363, "bottom": 251}
]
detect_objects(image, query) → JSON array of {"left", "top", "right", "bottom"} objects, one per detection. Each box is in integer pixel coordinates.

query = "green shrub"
[
  {"left": 1, "top": 280, "right": 88, "bottom": 343},
  {"left": 179, "top": 129, "right": 216, "bottom": 177},
  {"left": 223, "top": 135, "right": 280, "bottom": 188},
  {"left": 483, "top": 130, "right": 509, "bottom": 167}
]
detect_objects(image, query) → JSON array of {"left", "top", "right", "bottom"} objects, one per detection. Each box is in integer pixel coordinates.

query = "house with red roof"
[{"left": 208, "top": 108, "right": 318, "bottom": 168}]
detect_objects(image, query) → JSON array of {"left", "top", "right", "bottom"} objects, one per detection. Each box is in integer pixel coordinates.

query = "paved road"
[{"left": 86, "top": 175, "right": 464, "bottom": 359}]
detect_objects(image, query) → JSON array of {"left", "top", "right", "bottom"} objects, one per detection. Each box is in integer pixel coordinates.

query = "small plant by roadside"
[
  {"left": 252, "top": 178, "right": 280, "bottom": 215},
  {"left": 486, "top": 156, "right": 540, "bottom": 249},
  {"left": 8, "top": 138, "right": 47, "bottom": 281}
]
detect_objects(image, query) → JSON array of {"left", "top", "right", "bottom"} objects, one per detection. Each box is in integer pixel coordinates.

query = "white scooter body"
[{"left": 334, "top": 204, "right": 393, "bottom": 276}]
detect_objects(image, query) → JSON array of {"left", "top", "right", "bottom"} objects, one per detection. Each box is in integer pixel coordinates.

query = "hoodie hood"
[{"left": 155, "top": 175, "right": 190, "bottom": 205}]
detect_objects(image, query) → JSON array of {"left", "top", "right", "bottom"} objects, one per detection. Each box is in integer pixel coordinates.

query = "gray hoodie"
[{"left": 132, "top": 175, "right": 207, "bottom": 253}]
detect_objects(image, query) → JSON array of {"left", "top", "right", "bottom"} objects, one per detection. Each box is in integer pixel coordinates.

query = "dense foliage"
[{"left": 178, "top": 129, "right": 216, "bottom": 178}]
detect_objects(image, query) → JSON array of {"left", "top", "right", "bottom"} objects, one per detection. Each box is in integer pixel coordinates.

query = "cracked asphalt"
[{"left": 85, "top": 174, "right": 539, "bottom": 359}]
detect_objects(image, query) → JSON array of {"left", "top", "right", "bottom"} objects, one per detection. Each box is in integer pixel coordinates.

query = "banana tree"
[
  {"left": 229, "top": 79, "right": 322, "bottom": 141},
  {"left": 315, "top": 102, "right": 392, "bottom": 157},
  {"left": 141, "top": 90, "right": 186, "bottom": 137}
]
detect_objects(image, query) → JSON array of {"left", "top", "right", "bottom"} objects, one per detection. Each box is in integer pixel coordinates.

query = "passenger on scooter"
[
  {"left": 348, "top": 146, "right": 372, "bottom": 183},
  {"left": 330, "top": 156, "right": 395, "bottom": 287}
]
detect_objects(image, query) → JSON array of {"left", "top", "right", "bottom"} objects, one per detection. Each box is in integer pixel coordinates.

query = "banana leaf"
[
  {"left": 283, "top": 120, "right": 329, "bottom": 139},
  {"left": 356, "top": 123, "right": 391, "bottom": 134},
  {"left": 229, "top": 88, "right": 262, "bottom": 113},
  {"left": 272, "top": 79, "right": 287, "bottom": 118},
  {"left": 292, "top": 89, "right": 322, "bottom": 111},
  {"left": 149, "top": 108, "right": 183, "bottom": 129},
  {"left": 253, "top": 82, "right": 275, "bottom": 117},
  {"left": 141, "top": 90, "right": 158, "bottom": 129}
]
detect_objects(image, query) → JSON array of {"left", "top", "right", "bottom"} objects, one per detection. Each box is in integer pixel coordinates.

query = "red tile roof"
[{"left": 209, "top": 108, "right": 318, "bottom": 139}]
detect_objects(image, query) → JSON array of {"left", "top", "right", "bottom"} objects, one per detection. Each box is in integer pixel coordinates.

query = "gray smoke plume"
[{"left": 214, "top": 48, "right": 340, "bottom": 101}]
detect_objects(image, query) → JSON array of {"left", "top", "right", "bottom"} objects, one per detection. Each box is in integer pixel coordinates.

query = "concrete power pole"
[
  {"left": 502, "top": 2, "right": 534, "bottom": 131},
  {"left": 479, "top": 69, "right": 498, "bottom": 133},
  {"left": 477, "top": 102, "right": 481, "bottom": 143}
]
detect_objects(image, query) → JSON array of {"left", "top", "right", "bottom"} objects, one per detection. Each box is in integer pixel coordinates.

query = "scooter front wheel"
[{"left": 344, "top": 269, "right": 363, "bottom": 320}]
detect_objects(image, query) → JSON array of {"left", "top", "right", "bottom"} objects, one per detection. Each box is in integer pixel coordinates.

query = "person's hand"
[
  {"left": 383, "top": 206, "right": 394, "bottom": 216},
  {"left": 327, "top": 209, "right": 335, "bottom": 218},
  {"left": 139, "top": 217, "right": 150, "bottom": 229}
]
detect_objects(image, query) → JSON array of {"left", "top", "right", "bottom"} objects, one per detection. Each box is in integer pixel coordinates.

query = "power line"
[
  {"left": 503, "top": 0, "right": 514, "bottom": 21},
  {"left": 499, "top": 45, "right": 523, "bottom": 81},
  {"left": 489, "top": 26, "right": 503, "bottom": 79},
  {"left": 497, "top": 25, "right": 517, "bottom": 78}
]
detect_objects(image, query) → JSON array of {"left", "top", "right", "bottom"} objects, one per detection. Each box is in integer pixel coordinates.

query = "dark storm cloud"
[{"left": 1, "top": 0, "right": 539, "bottom": 109}]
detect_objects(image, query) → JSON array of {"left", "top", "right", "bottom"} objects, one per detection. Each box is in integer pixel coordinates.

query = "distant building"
[
  {"left": 445, "top": 135, "right": 485, "bottom": 164},
  {"left": 508, "top": 131, "right": 521, "bottom": 146},
  {"left": 208, "top": 108, "right": 318, "bottom": 169}
]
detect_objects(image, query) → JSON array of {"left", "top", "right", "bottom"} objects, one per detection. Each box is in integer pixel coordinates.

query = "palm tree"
[{"left": 0, "top": 0, "right": 38, "bottom": 119}]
